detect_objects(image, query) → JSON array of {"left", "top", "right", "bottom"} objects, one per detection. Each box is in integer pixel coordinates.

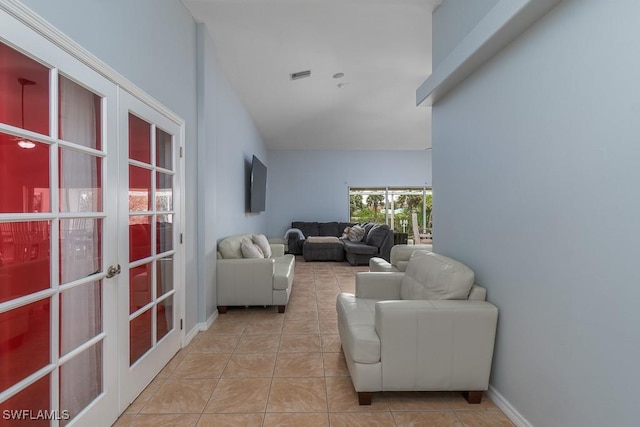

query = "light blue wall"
[
  {"left": 266, "top": 150, "right": 431, "bottom": 238},
  {"left": 197, "top": 25, "right": 268, "bottom": 322},
  {"left": 432, "top": 1, "right": 640, "bottom": 426},
  {"left": 432, "top": 0, "right": 499, "bottom": 67}
]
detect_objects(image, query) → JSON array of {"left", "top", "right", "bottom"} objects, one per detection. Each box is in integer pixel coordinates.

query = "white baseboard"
[
  {"left": 200, "top": 311, "right": 218, "bottom": 331},
  {"left": 182, "top": 311, "right": 218, "bottom": 347},
  {"left": 486, "top": 385, "right": 533, "bottom": 427}
]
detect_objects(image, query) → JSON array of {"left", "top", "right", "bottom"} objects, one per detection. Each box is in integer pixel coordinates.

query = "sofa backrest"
[
  {"left": 218, "top": 234, "right": 255, "bottom": 259},
  {"left": 400, "top": 250, "right": 474, "bottom": 300},
  {"left": 391, "top": 244, "right": 433, "bottom": 271},
  {"left": 292, "top": 221, "right": 319, "bottom": 237}
]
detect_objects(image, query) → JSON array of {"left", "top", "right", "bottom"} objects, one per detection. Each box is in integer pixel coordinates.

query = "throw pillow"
[
  {"left": 348, "top": 225, "right": 365, "bottom": 242},
  {"left": 240, "top": 238, "right": 264, "bottom": 258},
  {"left": 252, "top": 234, "right": 272, "bottom": 258}
]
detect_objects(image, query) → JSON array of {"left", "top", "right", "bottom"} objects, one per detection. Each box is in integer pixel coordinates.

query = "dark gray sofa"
[
  {"left": 341, "top": 223, "right": 394, "bottom": 265},
  {"left": 287, "top": 221, "right": 394, "bottom": 265},
  {"left": 287, "top": 221, "right": 351, "bottom": 255}
]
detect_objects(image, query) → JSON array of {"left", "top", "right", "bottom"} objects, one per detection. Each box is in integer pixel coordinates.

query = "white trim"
[
  {"left": 416, "top": 0, "right": 561, "bottom": 106},
  {"left": 0, "top": 0, "right": 184, "bottom": 127},
  {"left": 183, "top": 310, "right": 218, "bottom": 348},
  {"left": 486, "top": 384, "right": 534, "bottom": 427}
]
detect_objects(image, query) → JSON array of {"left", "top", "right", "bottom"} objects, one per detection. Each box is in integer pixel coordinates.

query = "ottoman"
[{"left": 303, "top": 236, "right": 345, "bottom": 262}]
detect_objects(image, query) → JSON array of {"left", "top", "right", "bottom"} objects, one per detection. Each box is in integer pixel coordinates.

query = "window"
[{"left": 349, "top": 187, "right": 432, "bottom": 239}]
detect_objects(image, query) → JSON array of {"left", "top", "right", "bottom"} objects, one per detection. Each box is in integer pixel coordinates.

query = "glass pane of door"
[{"left": 0, "top": 42, "right": 49, "bottom": 135}]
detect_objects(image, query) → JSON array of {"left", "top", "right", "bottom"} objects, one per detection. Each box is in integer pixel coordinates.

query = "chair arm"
[
  {"left": 355, "top": 272, "right": 403, "bottom": 300},
  {"left": 374, "top": 300, "right": 498, "bottom": 390},
  {"left": 270, "top": 243, "right": 285, "bottom": 258}
]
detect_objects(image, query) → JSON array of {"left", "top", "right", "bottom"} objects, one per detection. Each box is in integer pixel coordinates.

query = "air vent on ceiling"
[{"left": 290, "top": 70, "right": 311, "bottom": 80}]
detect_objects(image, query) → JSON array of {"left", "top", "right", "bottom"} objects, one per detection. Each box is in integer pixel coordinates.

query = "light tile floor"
[{"left": 113, "top": 259, "right": 513, "bottom": 427}]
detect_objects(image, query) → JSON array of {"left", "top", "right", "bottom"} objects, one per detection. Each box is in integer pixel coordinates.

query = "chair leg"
[
  {"left": 358, "top": 392, "right": 374, "bottom": 405},
  {"left": 463, "top": 391, "right": 483, "bottom": 404},
  {"left": 277, "top": 305, "right": 286, "bottom": 313},
  {"left": 218, "top": 306, "right": 228, "bottom": 314}
]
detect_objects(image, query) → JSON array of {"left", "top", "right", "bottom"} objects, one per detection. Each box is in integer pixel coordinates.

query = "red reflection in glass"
[
  {"left": 130, "top": 263, "right": 152, "bottom": 314},
  {"left": 157, "top": 257, "right": 173, "bottom": 297},
  {"left": 129, "top": 165, "right": 151, "bottom": 212},
  {"left": 157, "top": 296, "right": 173, "bottom": 342},
  {"left": 0, "top": 298, "right": 50, "bottom": 392},
  {"left": 59, "top": 75, "right": 102, "bottom": 150},
  {"left": 129, "top": 114, "right": 151, "bottom": 164},
  {"left": 60, "top": 281, "right": 102, "bottom": 355},
  {"left": 0, "top": 133, "right": 50, "bottom": 213},
  {"left": 0, "top": 221, "right": 51, "bottom": 303},
  {"left": 59, "top": 148, "right": 102, "bottom": 212},
  {"left": 130, "top": 309, "right": 152, "bottom": 365},
  {"left": 156, "top": 128, "right": 172, "bottom": 170},
  {"left": 0, "top": 42, "right": 50, "bottom": 135},
  {"left": 0, "top": 374, "right": 50, "bottom": 427},
  {"left": 129, "top": 216, "right": 151, "bottom": 262},
  {"left": 59, "top": 218, "right": 102, "bottom": 285},
  {"left": 156, "top": 173, "right": 173, "bottom": 211},
  {"left": 156, "top": 215, "right": 173, "bottom": 254},
  {"left": 60, "top": 341, "right": 103, "bottom": 425}
]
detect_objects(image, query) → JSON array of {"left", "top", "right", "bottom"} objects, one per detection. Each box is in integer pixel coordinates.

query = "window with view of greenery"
[{"left": 349, "top": 187, "right": 432, "bottom": 240}]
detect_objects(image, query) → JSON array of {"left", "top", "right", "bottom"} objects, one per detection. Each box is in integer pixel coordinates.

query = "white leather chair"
[
  {"left": 369, "top": 244, "right": 433, "bottom": 272},
  {"left": 217, "top": 234, "right": 295, "bottom": 313},
  {"left": 337, "top": 250, "right": 498, "bottom": 405}
]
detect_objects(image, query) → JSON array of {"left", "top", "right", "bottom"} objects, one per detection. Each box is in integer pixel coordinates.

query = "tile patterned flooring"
[{"left": 113, "top": 259, "right": 514, "bottom": 427}]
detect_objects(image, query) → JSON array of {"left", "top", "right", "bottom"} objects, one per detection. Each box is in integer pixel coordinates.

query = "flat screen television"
[{"left": 250, "top": 155, "right": 267, "bottom": 212}]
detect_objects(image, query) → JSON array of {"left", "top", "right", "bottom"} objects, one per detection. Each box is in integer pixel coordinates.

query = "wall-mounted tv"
[{"left": 250, "top": 155, "right": 267, "bottom": 212}]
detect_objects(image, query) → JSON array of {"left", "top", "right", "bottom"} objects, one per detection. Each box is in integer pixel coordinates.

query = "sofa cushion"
[
  {"left": 218, "top": 234, "right": 253, "bottom": 259},
  {"left": 292, "top": 221, "right": 319, "bottom": 237},
  {"left": 400, "top": 251, "right": 474, "bottom": 300},
  {"left": 362, "top": 223, "right": 376, "bottom": 240},
  {"left": 337, "top": 293, "right": 381, "bottom": 364},
  {"left": 348, "top": 225, "right": 365, "bottom": 242},
  {"left": 252, "top": 234, "right": 272, "bottom": 258},
  {"left": 319, "top": 221, "right": 340, "bottom": 237},
  {"left": 241, "top": 238, "right": 264, "bottom": 258},
  {"left": 365, "top": 224, "right": 390, "bottom": 248},
  {"left": 342, "top": 240, "right": 378, "bottom": 255}
]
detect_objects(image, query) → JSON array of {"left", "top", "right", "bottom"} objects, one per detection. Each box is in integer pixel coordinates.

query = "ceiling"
[{"left": 183, "top": 0, "right": 440, "bottom": 150}]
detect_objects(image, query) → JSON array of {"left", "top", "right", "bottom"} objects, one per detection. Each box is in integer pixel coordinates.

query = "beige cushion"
[
  {"left": 252, "top": 234, "right": 272, "bottom": 258},
  {"left": 400, "top": 251, "right": 474, "bottom": 300},
  {"left": 241, "top": 238, "right": 264, "bottom": 258},
  {"left": 218, "top": 234, "right": 253, "bottom": 259}
]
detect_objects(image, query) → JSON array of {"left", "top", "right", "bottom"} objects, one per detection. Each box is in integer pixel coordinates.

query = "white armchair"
[
  {"left": 217, "top": 234, "right": 295, "bottom": 313},
  {"left": 337, "top": 250, "right": 497, "bottom": 405}
]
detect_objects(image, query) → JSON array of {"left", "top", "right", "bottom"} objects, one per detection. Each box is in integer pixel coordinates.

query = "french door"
[
  {"left": 0, "top": 9, "right": 119, "bottom": 426},
  {"left": 117, "top": 90, "right": 182, "bottom": 409},
  {"left": 0, "top": 6, "right": 183, "bottom": 426}
]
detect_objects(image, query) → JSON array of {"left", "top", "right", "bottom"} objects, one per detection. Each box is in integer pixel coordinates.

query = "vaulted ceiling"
[{"left": 184, "top": 0, "right": 440, "bottom": 150}]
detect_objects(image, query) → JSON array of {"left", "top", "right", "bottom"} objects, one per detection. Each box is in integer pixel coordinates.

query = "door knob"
[{"left": 106, "top": 264, "right": 121, "bottom": 278}]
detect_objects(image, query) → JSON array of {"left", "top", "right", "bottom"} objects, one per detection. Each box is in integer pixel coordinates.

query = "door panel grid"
[{"left": 0, "top": 22, "right": 118, "bottom": 425}]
